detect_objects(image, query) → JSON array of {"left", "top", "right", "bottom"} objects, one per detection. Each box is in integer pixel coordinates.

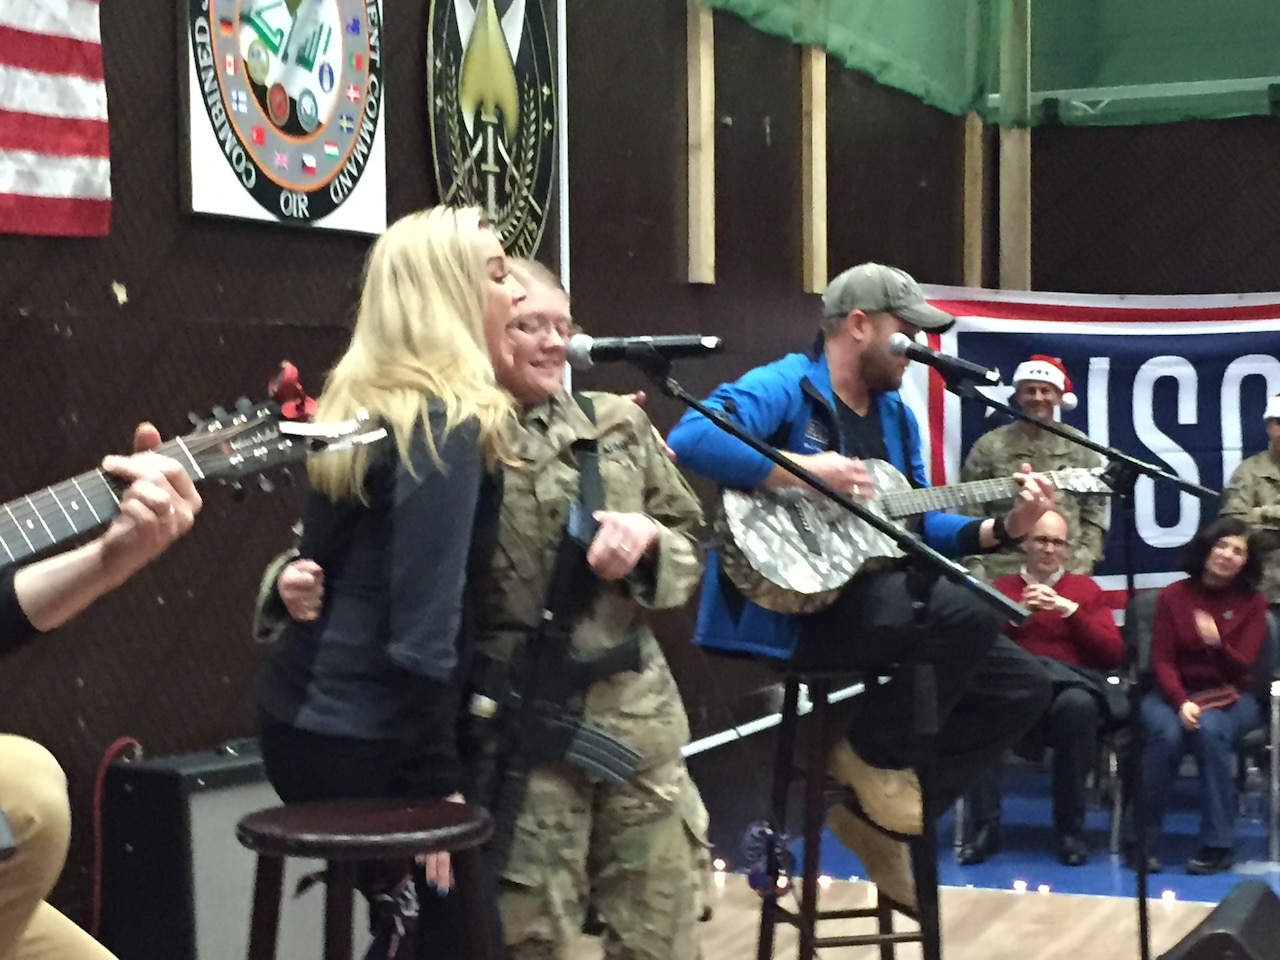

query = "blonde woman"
[
  {"left": 253, "top": 207, "right": 522, "bottom": 952},
  {"left": 266, "top": 257, "right": 709, "bottom": 959}
]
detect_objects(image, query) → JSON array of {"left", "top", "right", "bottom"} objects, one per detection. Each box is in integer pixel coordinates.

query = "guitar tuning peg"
[
  {"left": 188, "top": 411, "right": 205, "bottom": 428},
  {"left": 257, "top": 475, "right": 276, "bottom": 495},
  {"left": 235, "top": 397, "right": 253, "bottom": 414},
  {"left": 280, "top": 468, "right": 295, "bottom": 486},
  {"left": 228, "top": 481, "right": 246, "bottom": 501},
  {"left": 210, "top": 405, "right": 230, "bottom": 421}
]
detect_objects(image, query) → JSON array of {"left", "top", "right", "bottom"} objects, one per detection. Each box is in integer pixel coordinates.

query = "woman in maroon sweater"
[{"left": 1134, "top": 516, "right": 1268, "bottom": 875}]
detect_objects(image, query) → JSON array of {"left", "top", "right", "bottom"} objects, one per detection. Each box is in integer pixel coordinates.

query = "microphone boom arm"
[{"left": 940, "top": 374, "right": 1217, "bottom": 501}]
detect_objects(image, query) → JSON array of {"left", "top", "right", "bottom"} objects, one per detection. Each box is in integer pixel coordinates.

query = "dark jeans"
[
  {"left": 259, "top": 716, "right": 475, "bottom": 960},
  {"left": 260, "top": 717, "right": 404, "bottom": 803},
  {"left": 1133, "top": 691, "right": 1262, "bottom": 851},
  {"left": 794, "top": 567, "right": 1052, "bottom": 813},
  {"left": 962, "top": 685, "right": 1101, "bottom": 840}
]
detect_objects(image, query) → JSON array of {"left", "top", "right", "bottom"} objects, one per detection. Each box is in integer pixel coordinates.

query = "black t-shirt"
[
  {"left": 833, "top": 394, "right": 891, "bottom": 463},
  {"left": 0, "top": 567, "right": 35, "bottom": 658}
]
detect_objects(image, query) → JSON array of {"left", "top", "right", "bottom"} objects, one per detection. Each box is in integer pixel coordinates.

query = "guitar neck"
[
  {"left": 879, "top": 472, "right": 1084, "bottom": 519},
  {"left": 0, "top": 437, "right": 201, "bottom": 569}
]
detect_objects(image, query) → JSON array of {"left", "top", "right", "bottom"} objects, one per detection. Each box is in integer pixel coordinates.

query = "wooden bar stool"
[
  {"left": 236, "top": 797, "right": 496, "bottom": 960},
  {"left": 756, "top": 667, "right": 942, "bottom": 960}
]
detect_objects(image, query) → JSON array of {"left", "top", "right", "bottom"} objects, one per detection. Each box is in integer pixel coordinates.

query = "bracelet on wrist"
[{"left": 991, "top": 514, "right": 1027, "bottom": 549}]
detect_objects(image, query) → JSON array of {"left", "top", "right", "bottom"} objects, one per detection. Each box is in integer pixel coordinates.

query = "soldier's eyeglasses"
[{"left": 507, "top": 315, "right": 580, "bottom": 340}]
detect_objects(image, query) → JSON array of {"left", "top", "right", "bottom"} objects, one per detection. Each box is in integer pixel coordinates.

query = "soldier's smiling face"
[
  {"left": 1014, "top": 380, "right": 1061, "bottom": 421},
  {"left": 492, "top": 278, "right": 573, "bottom": 408}
]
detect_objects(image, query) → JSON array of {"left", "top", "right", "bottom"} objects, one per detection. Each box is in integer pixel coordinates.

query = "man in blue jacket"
[{"left": 667, "top": 262, "right": 1053, "bottom": 913}]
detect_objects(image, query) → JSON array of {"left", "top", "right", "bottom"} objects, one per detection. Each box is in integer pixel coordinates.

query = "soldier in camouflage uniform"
[
  {"left": 1221, "top": 392, "right": 1280, "bottom": 604},
  {"left": 271, "top": 260, "right": 709, "bottom": 960},
  {"left": 960, "top": 355, "right": 1109, "bottom": 580},
  {"left": 478, "top": 389, "right": 705, "bottom": 960}
]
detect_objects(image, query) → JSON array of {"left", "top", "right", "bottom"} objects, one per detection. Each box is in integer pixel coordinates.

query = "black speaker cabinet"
[
  {"left": 1158, "top": 880, "right": 1280, "bottom": 960},
  {"left": 100, "top": 739, "right": 369, "bottom": 960}
]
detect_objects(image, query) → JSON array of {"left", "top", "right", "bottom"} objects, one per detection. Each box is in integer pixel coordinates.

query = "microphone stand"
[{"left": 939, "top": 371, "right": 1218, "bottom": 960}]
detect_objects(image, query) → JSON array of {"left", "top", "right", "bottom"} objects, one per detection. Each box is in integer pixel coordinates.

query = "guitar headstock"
[
  {"left": 179, "top": 364, "right": 387, "bottom": 491},
  {"left": 182, "top": 402, "right": 388, "bottom": 489}
]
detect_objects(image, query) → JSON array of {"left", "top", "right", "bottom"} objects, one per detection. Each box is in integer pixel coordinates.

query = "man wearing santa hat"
[
  {"left": 958, "top": 355, "right": 1110, "bottom": 581},
  {"left": 954, "top": 356, "right": 1112, "bottom": 866},
  {"left": 1221, "top": 393, "right": 1280, "bottom": 604}
]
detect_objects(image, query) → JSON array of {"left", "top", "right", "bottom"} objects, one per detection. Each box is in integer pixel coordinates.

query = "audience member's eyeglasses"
[
  {"left": 506, "top": 315, "right": 580, "bottom": 340},
  {"left": 1030, "top": 536, "right": 1070, "bottom": 549}
]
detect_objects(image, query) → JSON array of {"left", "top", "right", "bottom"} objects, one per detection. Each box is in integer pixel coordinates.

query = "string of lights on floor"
[{"left": 710, "top": 763, "right": 1280, "bottom": 907}]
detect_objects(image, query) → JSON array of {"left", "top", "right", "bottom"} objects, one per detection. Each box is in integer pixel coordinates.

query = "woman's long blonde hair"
[{"left": 308, "top": 206, "right": 514, "bottom": 502}]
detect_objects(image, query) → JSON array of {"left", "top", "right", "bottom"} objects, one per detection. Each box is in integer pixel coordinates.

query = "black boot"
[
  {"left": 1185, "top": 846, "right": 1233, "bottom": 875},
  {"left": 1056, "top": 834, "right": 1089, "bottom": 867},
  {"left": 957, "top": 822, "right": 1000, "bottom": 865}
]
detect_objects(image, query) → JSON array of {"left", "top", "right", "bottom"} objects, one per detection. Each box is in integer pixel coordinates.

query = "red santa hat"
[
  {"left": 1012, "top": 355, "right": 1078, "bottom": 412},
  {"left": 1265, "top": 392, "right": 1280, "bottom": 421}
]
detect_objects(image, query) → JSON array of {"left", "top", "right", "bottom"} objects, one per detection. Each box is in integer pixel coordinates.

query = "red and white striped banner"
[{"left": 0, "top": 0, "right": 111, "bottom": 237}]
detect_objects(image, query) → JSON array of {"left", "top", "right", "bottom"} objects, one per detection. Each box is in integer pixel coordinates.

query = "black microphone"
[
  {"left": 566, "top": 333, "right": 722, "bottom": 370},
  {"left": 887, "top": 332, "right": 1002, "bottom": 385}
]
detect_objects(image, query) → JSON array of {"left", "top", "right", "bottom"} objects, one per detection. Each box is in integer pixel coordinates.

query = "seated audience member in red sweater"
[
  {"left": 1126, "top": 516, "right": 1268, "bottom": 875},
  {"left": 958, "top": 510, "right": 1122, "bottom": 867}
]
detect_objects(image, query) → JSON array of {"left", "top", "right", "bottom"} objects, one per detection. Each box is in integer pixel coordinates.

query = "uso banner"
[{"left": 901, "top": 286, "right": 1280, "bottom": 598}]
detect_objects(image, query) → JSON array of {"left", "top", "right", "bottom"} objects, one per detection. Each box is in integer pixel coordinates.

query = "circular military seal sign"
[
  {"left": 428, "top": 0, "right": 556, "bottom": 257},
  {"left": 189, "top": 0, "right": 384, "bottom": 223}
]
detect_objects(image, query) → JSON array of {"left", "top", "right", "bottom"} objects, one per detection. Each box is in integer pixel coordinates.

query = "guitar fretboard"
[
  {"left": 0, "top": 437, "right": 202, "bottom": 568},
  {"left": 879, "top": 469, "right": 1095, "bottom": 519}
]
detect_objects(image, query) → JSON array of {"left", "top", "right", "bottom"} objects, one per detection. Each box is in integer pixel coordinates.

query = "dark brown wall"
[
  {"left": 1034, "top": 117, "right": 1280, "bottom": 294},
  {"left": 21, "top": 0, "right": 1279, "bottom": 918},
  {"left": 0, "top": 0, "right": 439, "bottom": 921},
  {"left": 2, "top": 0, "right": 968, "bottom": 913}
]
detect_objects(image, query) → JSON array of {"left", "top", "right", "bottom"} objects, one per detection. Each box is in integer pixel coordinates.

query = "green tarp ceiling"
[{"left": 704, "top": 0, "right": 1280, "bottom": 126}]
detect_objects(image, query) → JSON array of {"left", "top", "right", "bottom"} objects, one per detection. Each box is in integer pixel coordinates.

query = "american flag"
[{"left": 0, "top": 0, "right": 111, "bottom": 236}]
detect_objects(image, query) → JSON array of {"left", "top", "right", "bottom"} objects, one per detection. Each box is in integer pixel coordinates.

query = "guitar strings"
[{"left": 1, "top": 415, "right": 291, "bottom": 547}]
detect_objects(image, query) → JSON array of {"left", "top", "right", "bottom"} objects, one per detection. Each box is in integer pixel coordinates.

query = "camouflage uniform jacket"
[
  {"left": 475, "top": 389, "right": 705, "bottom": 768},
  {"left": 960, "top": 421, "right": 1109, "bottom": 579},
  {"left": 1222, "top": 449, "right": 1280, "bottom": 602}
]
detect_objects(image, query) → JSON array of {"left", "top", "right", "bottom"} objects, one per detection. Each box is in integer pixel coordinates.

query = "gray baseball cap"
[{"left": 821, "top": 263, "right": 955, "bottom": 331}]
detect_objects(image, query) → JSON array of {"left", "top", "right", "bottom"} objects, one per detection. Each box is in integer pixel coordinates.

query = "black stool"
[
  {"left": 237, "top": 797, "right": 497, "bottom": 960},
  {"left": 756, "top": 666, "right": 942, "bottom": 960}
]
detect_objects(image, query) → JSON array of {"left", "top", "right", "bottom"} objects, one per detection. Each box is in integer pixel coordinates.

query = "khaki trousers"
[{"left": 0, "top": 735, "right": 115, "bottom": 960}]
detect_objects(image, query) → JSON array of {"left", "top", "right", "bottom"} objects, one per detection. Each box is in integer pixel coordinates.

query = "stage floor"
[{"left": 574, "top": 874, "right": 1214, "bottom": 959}]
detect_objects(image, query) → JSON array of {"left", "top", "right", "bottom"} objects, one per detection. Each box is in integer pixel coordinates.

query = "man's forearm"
[{"left": 12, "top": 541, "right": 124, "bottom": 633}]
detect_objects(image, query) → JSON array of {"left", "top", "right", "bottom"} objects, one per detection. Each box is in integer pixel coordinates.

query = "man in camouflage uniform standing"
[
  {"left": 955, "top": 355, "right": 1108, "bottom": 861},
  {"left": 960, "top": 355, "right": 1109, "bottom": 580},
  {"left": 268, "top": 259, "right": 709, "bottom": 960},
  {"left": 1222, "top": 392, "right": 1280, "bottom": 605}
]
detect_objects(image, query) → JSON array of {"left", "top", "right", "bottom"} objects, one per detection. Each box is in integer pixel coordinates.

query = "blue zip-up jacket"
[{"left": 667, "top": 351, "right": 984, "bottom": 658}]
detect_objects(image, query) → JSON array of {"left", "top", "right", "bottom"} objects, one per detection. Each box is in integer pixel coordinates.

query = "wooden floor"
[{"left": 574, "top": 875, "right": 1214, "bottom": 959}]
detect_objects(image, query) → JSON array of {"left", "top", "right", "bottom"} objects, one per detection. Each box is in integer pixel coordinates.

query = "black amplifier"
[{"left": 100, "top": 738, "right": 369, "bottom": 960}]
